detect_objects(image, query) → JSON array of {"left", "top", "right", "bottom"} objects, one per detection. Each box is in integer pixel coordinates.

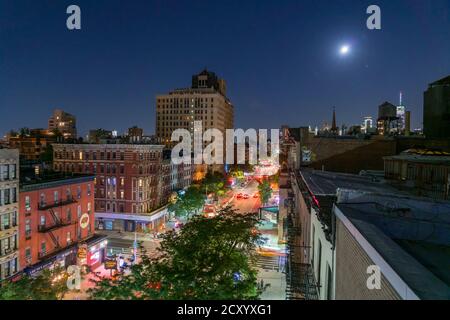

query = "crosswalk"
[{"left": 254, "top": 255, "right": 284, "bottom": 272}]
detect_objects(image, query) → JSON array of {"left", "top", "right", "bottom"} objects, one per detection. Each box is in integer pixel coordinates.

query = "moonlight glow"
[{"left": 340, "top": 45, "right": 350, "bottom": 55}]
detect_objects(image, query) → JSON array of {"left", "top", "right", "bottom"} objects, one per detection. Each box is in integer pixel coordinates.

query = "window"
[
  {"left": 25, "top": 248, "right": 32, "bottom": 263},
  {"left": 11, "top": 211, "right": 17, "bottom": 227},
  {"left": 54, "top": 191, "right": 59, "bottom": 204},
  {"left": 25, "top": 220, "right": 31, "bottom": 238},
  {"left": 40, "top": 215, "right": 46, "bottom": 226},
  {"left": 1, "top": 214, "right": 10, "bottom": 230},
  {"left": 25, "top": 196, "right": 31, "bottom": 212},
  {"left": 87, "top": 184, "right": 91, "bottom": 196},
  {"left": 67, "top": 208, "right": 72, "bottom": 222},
  {"left": 77, "top": 186, "right": 81, "bottom": 199},
  {"left": 66, "top": 232, "right": 72, "bottom": 244},
  {"left": 41, "top": 242, "right": 46, "bottom": 255}
]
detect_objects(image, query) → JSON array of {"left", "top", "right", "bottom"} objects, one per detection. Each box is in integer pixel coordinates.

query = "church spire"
[{"left": 331, "top": 107, "right": 338, "bottom": 134}]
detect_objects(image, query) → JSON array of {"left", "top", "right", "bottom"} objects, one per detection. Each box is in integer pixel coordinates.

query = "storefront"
[
  {"left": 77, "top": 235, "right": 108, "bottom": 270},
  {"left": 95, "top": 207, "right": 169, "bottom": 233},
  {"left": 24, "top": 246, "right": 77, "bottom": 277}
]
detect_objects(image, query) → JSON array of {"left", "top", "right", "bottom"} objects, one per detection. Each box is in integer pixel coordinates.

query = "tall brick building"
[{"left": 52, "top": 144, "right": 169, "bottom": 232}]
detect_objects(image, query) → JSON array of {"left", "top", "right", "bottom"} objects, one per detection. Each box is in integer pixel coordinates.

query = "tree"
[
  {"left": 19, "top": 127, "right": 30, "bottom": 138},
  {"left": 201, "top": 171, "right": 226, "bottom": 198},
  {"left": 0, "top": 267, "right": 72, "bottom": 300},
  {"left": 258, "top": 180, "right": 272, "bottom": 206},
  {"left": 40, "top": 143, "right": 53, "bottom": 164},
  {"left": 89, "top": 207, "right": 263, "bottom": 300},
  {"left": 168, "top": 186, "right": 205, "bottom": 219}
]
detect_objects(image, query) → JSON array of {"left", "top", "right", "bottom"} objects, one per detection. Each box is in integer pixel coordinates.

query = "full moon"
[{"left": 340, "top": 45, "right": 350, "bottom": 55}]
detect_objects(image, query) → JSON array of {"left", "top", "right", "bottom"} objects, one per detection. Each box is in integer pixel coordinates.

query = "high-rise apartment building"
[
  {"left": 0, "top": 149, "right": 19, "bottom": 281},
  {"left": 48, "top": 109, "right": 77, "bottom": 140},
  {"left": 156, "top": 69, "right": 234, "bottom": 147},
  {"left": 424, "top": 75, "right": 450, "bottom": 139}
]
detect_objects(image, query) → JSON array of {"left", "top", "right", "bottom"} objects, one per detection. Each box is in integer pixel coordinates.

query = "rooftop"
[
  {"left": 299, "top": 169, "right": 399, "bottom": 196},
  {"left": 429, "top": 75, "right": 450, "bottom": 87},
  {"left": 20, "top": 171, "right": 95, "bottom": 191},
  {"left": 336, "top": 190, "right": 450, "bottom": 300},
  {"left": 384, "top": 149, "right": 450, "bottom": 166}
]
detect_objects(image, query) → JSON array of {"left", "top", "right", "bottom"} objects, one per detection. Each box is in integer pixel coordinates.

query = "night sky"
[{"left": 1, "top": 0, "right": 449, "bottom": 137}]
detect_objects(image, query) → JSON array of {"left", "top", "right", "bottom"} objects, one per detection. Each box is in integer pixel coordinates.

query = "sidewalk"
[{"left": 96, "top": 229, "right": 162, "bottom": 242}]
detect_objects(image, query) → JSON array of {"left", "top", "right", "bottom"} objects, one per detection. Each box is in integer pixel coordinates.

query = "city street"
[{"left": 229, "top": 179, "right": 261, "bottom": 213}]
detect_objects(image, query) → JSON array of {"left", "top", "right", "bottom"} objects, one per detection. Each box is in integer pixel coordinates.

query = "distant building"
[
  {"left": 0, "top": 149, "right": 19, "bottom": 281},
  {"left": 87, "top": 129, "right": 114, "bottom": 144},
  {"left": 397, "top": 92, "right": 406, "bottom": 132},
  {"left": 156, "top": 69, "right": 234, "bottom": 148},
  {"left": 362, "top": 116, "right": 373, "bottom": 134},
  {"left": 384, "top": 149, "right": 450, "bottom": 200},
  {"left": 6, "top": 129, "right": 56, "bottom": 161},
  {"left": 128, "top": 126, "right": 144, "bottom": 143},
  {"left": 48, "top": 109, "right": 77, "bottom": 140},
  {"left": 423, "top": 75, "right": 450, "bottom": 139}
]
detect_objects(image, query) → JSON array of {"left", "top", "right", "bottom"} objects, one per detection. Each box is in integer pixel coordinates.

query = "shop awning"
[{"left": 95, "top": 208, "right": 168, "bottom": 223}]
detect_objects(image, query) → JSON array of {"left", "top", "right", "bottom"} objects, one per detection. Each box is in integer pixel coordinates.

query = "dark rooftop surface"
[
  {"left": 20, "top": 171, "right": 95, "bottom": 191},
  {"left": 337, "top": 192, "right": 450, "bottom": 300},
  {"left": 300, "top": 170, "right": 399, "bottom": 196}
]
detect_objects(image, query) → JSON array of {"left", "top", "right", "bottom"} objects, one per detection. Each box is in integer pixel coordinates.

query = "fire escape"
[
  {"left": 37, "top": 196, "right": 77, "bottom": 260},
  {"left": 285, "top": 174, "right": 320, "bottom": 300}
]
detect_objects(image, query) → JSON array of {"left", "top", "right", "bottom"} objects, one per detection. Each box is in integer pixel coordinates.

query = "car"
[
  {"left": 243, "top": 194, "right": 249, "bottom": 199},
  {"left": 236, "top": 193, "right": 243, "bottom": 199},
  {"left": 253, "top": 193, "right": 259, "bottom": 198}
]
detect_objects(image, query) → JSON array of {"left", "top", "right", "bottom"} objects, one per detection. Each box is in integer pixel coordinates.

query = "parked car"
[
  {"left": 243, "top": 194, "right": 249, "bottom": 199},
  {"left": 237, "top": 193, "right": 243, "bottom": 199},
  {"left": 253, "top": 193, "right": 259, "bottom": 198}
]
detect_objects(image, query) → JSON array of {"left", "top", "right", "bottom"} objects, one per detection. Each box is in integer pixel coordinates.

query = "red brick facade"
[
  {"left": 52, "top": 144, "right": 164, "bottom": 215},
  {"left": 19, "top": 175, "right": 96, "bottom": 272}
]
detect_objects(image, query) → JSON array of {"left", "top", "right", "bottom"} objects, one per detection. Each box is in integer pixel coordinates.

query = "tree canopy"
[
  {"left": 89, "top": 206, "right": 263, "bottom": 300},
  {"left": 0, "top": 267, "right": 72, "bottom": 300},
  {"left": 167, "top": 186, "right": 205, "bottom": 219},
  {"left": 201, "top": 171, "right": 227, "bottom": 198},
  {"left": 258, "top": 180, "right": 273, "bottom": 206}
]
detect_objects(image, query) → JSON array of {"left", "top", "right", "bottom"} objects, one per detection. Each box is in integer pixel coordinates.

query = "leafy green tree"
[
  {"left": 0, "top": 267, "right": 72, "bottom": 300},
  {"left": 19, "top": 127, "right": 30, "bottom": 138},
  {"left": 168, "top": 186, "right": 205, "bottom": 219},
  {"left": 40, "top": 143, "right": 54, "bottom": 164},
  {"left": 258, "top": 180, "right": 272, "bottom": 206},
  {"left": 201, "top": 171, "right": 226, "bottom": 198},
  {"left": 89, "top": 207, "right": 263, "bottom": 300}
]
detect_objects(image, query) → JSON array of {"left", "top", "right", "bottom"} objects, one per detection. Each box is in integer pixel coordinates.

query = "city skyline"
[{"left": 1, "top": 0, "right": 450, "bottom": 136}]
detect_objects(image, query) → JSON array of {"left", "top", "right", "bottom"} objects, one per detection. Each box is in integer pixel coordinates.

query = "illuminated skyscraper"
[{"left": 396, "top": 92, "right": 406, "bottom": 132}]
